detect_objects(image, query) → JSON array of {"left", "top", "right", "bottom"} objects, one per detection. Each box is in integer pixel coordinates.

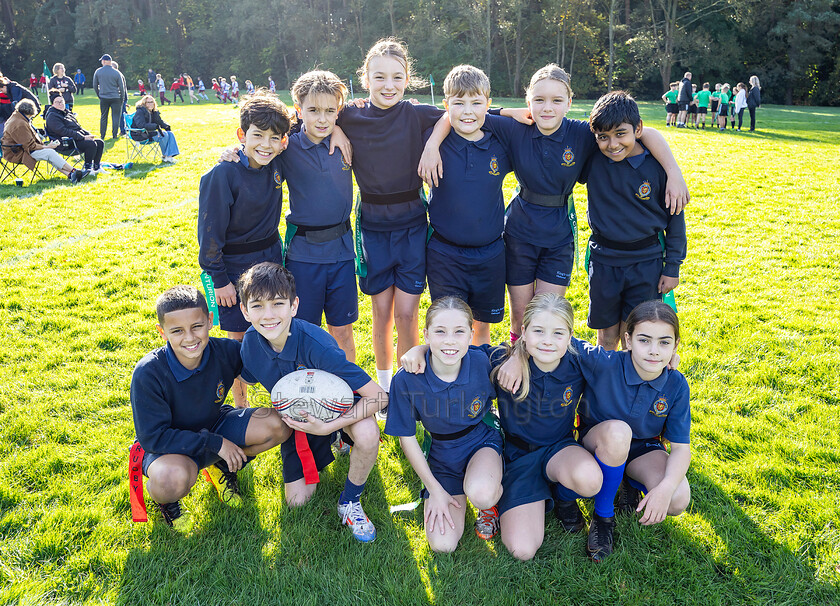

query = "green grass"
[{"left": 1, "top": 94, "right": 839, "bottom": 605}]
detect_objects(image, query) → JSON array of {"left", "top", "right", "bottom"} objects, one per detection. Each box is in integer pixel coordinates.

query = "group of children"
[
  {"left": 131, "top": 38, "right": 692, "bottom": 564},
  {"left": 150, "top": 73, "right": 209, "bottom": 105},
  {"left": 663, "top": 73, "right": 762, "bottom": 131}
]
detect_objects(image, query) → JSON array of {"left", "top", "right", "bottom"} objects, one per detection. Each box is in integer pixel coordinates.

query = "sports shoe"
[
  {"left": 615, "top": 478, "right": 641, "bottom": 515},
  {"left": 68, "top": 168, "right": 89, "bottom": 184},
  {"left": 553, "top": 499, "right": 584, "bottom": 533},
  {"left": 586, "top": 513, "right": 616, "bottom": 563},
  {"left": 375, "top": 406, "right": 388, "bottom": 421},
  {"left": 337, "top": 500, "right": 377, "bottom": 543},
  {"left": 155, "top": 500, "right": 190, "bottom": 530},
  {"left": 203, "top": 463, "right": 242, "bottom": 506},
  {"left": 332, "top": 435, "right": 352, "bottom": 456},
  {"left": 474, "top": 506, "right": 500, "bottom": 540}
]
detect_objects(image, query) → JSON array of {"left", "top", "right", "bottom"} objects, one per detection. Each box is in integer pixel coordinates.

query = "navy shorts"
[
  {"left": 426, "top": 241, "right": 505, "bottom": 323},
  {"left": 142, "top": 405, "right": 257, "bottom": 475},
  {"left": 699, "top": 107, "right": 708, "bottom": 114},
  {"left": 665, "top": 103, "right": 678, "bottom": 114},
  {"left": 689, "top": 105, "right": 698, "bottom": 114},
  {"left": 678, "top": 102, "right": 690, "bottom": 112},
  {"left": 279, "top": 429, "right": 352, "bottom": 483},
  {"left": 285, "top": 258, "right": 359, "bottom": 327},
  {"left": 422, "top": 422, "right": 503, "bottom": 499},
  {"left": 497, "top": 435, "right": 578, "bottom": 514},
  {"left": 505, "top": 232, "right": 574, "bottom": 287},
  {"left": 718, "top": 103, "right": 729, "bottom": 116},
  {"left": 587, "top": 257, "right": 662, "bottom": 329},
  {"left": 359, "top": 224, "right": 426, "bottom": 296},
  {"left": 627, "top": 437, "right": 666, "bottom": 463},
  {"left": 217, "top": 242, "right": 285, "bottom": 333}
]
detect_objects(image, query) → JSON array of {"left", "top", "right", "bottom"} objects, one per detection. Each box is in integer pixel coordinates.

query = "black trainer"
[
  {"left": 586, "top": 513, "right": 616, "bottom": 563},
  {"left": 553, "top": 499, "right": 584, "bottom": 533},
  {"left": 155, "top": 500, "right": 190, "bottom": 529},
  {"left": 615, "top": 478, "right": 641, "bottom": 515}
]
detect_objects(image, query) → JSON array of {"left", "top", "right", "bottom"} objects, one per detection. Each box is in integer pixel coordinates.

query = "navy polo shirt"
[
  {"left": 197, "top": 149, "right": 285, "bottom": 288},
  {"left": 576, "top": 342, "right": 691, "bottom": 443},
  {"left": 427, "top": 130, "right": 512, "bottom": 250},
  {"left": 336, "top": 101, "right": 444, "bottom": 231},
  {"left": 482, "top": 114, "right": 597, "bottom": 248},
  {"left": 240, "top": 318, "right": 371, "bottom": 392},
  {"left": 280, "top": 131, "right": 355, "bottom": 264},
  {"left": 130, "top": 338, "right": 244, "bottom": 457},
  {"left": 486, "top": 344, "right": 585, "bottom": 445},
  {"left": 385, "top": 348, "right": 495, "bottom": 437},
  {"left": 580, "top": 146, "right": 686, "bottom": 277}
]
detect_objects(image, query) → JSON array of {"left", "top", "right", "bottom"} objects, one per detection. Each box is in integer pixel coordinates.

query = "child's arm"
[
  {"left": 637, "top": 128, "right": 690, "bottom": 215},
  {"left": 197, "top": 172, "right": 237, "bottom": 307},
  {"left": 399, "top": 435, "right": 461, "bottom": 534},
  {"left": 658, "top": 181, "right": 687, "bottom": 295},
  {"left": 495, "top": 355, "right": 523, "bottom": 394},
  {"left": 636, "top": 441, "right": 690, "bottom": 525},
  {"left": 280, "top": 379, "right": 387, "bottom": 435},
  {"left": 326, "top": 124, "right": 353, "bottom": 166},
  {"left": 499, "top": 107, "right": 535, "bottom": 125},
  {"left": 418, "top": 114, "right": 450, "bottom": 187},
  {"left": 400, "top": 344, "right": 430, "bottom": 374}
]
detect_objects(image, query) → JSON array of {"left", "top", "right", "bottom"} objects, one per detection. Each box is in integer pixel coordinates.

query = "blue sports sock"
[
  {"left": 339, "top": 479, "right": 365, "bottom": 504},
  {"left": 627, "top": 477, "right": 647, "bottom": 494},
  {"left": 551, "top": 482, "right": 583, "bottom": 503},
  {"left": 593, "top": 453, "right": 625, "bottom": 519}
]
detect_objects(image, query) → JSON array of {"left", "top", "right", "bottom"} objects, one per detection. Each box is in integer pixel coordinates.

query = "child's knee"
[
  {"left": 599, "top": 421, "right": 632, "bottom": 455},
  {"left": 428, "top": 531, "right": 461, "bottom": 554},
  {"left": 503, "top": 534, "right": 540, "bottom": 561},
  {"left": 465, "top": 482, "right": 501, "bottom": 511},
  {"left": 349, "top": 417, "right": 380, "bottom": 452},
  {"left": 571, "top": 463, "right": 602, "bottom": 497},
  {"left": 669, "top": 482, "right": 691, "bottom": 516},
  {"left": 285, "top": 483, "right": 316, "bottom": 508}
]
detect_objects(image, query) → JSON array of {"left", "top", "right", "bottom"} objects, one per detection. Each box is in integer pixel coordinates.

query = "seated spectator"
[
  {"left": 48, "top": 63, "right": 77, "bottom": 110},
  {"left": 45, "top": 90, "right": 105, "bottom": 173},
  {"left": 1, "top": 99, "right": 88, "bottom": 183},
  {"left": 131, "top": 95, "right": 180, "bottom": 163},
  {"left": 0, "top": 73, "right": 40, "bottom": 137}
]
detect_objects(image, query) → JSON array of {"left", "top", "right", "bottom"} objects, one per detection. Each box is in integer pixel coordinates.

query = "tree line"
[{"left": 1, "top": 0, "right": 838, "bottom": 105}]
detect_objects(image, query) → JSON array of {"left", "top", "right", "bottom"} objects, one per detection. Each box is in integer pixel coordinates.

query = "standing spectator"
[
  {"left": 155, "top": 74, "right": 172, "bottom": 105},
  {"left": 39, "top": 74, "right": 48, "bottom": 94},
  {"left": 268, "top": 75, "right": 275, "bottom": 93},
  {"left": 92, "top": 54, "right": 126, "bottom": 139},
  {"left": 676, "top": 71, "right": 692, "bottom": 128},
  {"left": 45, "top": 90, "right": 105, "bottom": 173},
  {"left": 48, "top": 63, "right": 77, "bottom": 111},
  {"left": 74, "top": 68, "right": 86, "bottom": 95},
  {"left": 0, "top": 73, "right": 40, "bottom": 137},
  {"left": 733, "top": 82, "right": 748, "bottom": 131},
  {"left": 148, "top": 68, "right": 156, "bottom": 92},
  {"left": 170, "top": 78, "right": 185, "bottom": 103},
  {"left": 110, "top": 61, "right": 128, "bottom": 136},
  {"left": 747, "top": 75, "right": 761, "bottom": 132},
  {"left": 29, "top": 74, "right": 38, "bottom": 96}
]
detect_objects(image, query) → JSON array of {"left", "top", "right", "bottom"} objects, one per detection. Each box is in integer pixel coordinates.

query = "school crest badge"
[
  {"left": 296, "top": 364, "right": 308, "bottom": 371},
  {"left": 635, "top": 181, "right": 651, "bottom": 200},
  {"left": 561, "top": 147, "right": 575, "bottom": 167},
  {"left": 488, "top": 156, "right": 500, "bottom": 176},
  {"left": 561, "top": 385, "right": 574, "bottom": 407},
  {"left": 650, "top": 396, "right": 669, "bottom": 417},
  {"left": 468, "top": 396, "right": 483, "bottom": 418},
  {"left": 274, "top": 170, "right": 283, "bottom": 189},
  {"left": 214, "top": 380, "right": 225, "bottom": 403}
]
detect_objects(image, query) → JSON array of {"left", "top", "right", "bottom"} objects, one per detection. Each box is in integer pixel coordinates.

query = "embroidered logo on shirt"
[
  {"left": 296, "top": 364, "right": 307, "bottom": 371},
  {"left": 650, "top": 396, "right": 669, "bottom": 417},
  {"left": 635, "top": 181, "right": 652, "bottom": 200},
  {"left": 274, "top": 170, "right": 283, "bottom": 189},
  {"left": 341, "top": 159, "right": 351, "bottom": 171},
  {"left": 468, "top": 396, "right": 483, "bottom": 418},
  {"left": 214, "top": 380, "right": 225, "bottom": 403},
  {"left": 561, "top": 147, "right": 575, "bottom": 167},
  {"left": 562, "top": 385, "right": 574, "bottom": 406},
  {"left": 488, "top": 156, "right": 500, "bottom": 176}
]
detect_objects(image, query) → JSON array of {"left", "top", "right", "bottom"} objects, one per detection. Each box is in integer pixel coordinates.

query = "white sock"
[{"left": 376, "top": 368, "right": 393, "bottom": 392}]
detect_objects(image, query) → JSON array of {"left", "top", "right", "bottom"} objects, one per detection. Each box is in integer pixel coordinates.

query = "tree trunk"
[{"left": 486, "top": 0, "right": 492, "bottom": 71}]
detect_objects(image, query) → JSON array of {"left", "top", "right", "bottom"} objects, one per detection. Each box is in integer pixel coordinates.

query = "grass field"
[{"left": 1, "top": 93, "right": 839, "bottom": 606}]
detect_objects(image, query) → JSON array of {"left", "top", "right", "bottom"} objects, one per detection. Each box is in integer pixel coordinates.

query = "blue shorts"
[
  {"left": 217, "top": 242, "right": 285, "bottom": 333},
  {"left": 422, "top": 422, "right": 503, "bottom": 499},
  {"left": 285, "top": 259, "right": 359, "bottom": 327},
  {"left": 627, "top": 437, "right": 666, "bottom": 463},
  {"left": 142, "top": 405, "right": 257, "bottom": 475},
  {"left": 359, "top": 224, "right": 426, "bottom": 296},
  {"left": 497, "top": 435, "right": 578, "bottom": 515},
  {"left": 665, "top": 103, "right": 678, "bottom": 114},
  {"left": 279, "top": 429, "right": 352, "bottom": 483},
  {"left": 587, "top": 257, "right": 662, "bottom": 329},
  {"left": 426, "top": 241, "right": 505, "bottom": 323},
  {"left": 504, "top": 232, "right": 574, "bottom": 287}
]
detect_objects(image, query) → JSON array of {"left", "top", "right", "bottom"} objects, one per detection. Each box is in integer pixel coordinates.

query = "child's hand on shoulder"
[
  {"left": 400, "top": 345, "right": 429, "bottom": 374},
  {"left": 346, "top": 98, "right": 367, "bottom": 109},
  {"left": 496, "top": 356, "right": 523, "bottom": 394},
  {"left": 425, "top": 488, "right": 460, "bottom": 535},
  {"left": 218, "top": 146, "right": 241, "bottom": 163},
  {"left": 500, "top": 107, "right": 534, "bottom": 125}
]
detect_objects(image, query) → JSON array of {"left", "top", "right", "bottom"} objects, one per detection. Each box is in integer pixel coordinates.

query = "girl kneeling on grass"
[
  {"left": 385, "top": 296, "right": 503, "bottom": 553},
  {"left": 575, "top": 300, "right": 691, "bottom": 562}
]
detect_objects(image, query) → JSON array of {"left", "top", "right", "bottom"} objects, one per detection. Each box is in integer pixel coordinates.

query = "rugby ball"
[{"left": 270, "top": 369, "right": 354, "bottom": 422}]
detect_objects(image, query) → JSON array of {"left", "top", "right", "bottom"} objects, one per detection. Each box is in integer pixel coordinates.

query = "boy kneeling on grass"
[{"left": 130, "top": 285, "right": 289, "bottom": 529}]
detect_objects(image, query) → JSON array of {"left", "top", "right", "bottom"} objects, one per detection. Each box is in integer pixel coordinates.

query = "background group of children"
[
  {"left": 662, "top": 72, "right": 762, "bottom": 131},
  {"left": 131, "top": 37, "right": 692, "bottom": 564}
]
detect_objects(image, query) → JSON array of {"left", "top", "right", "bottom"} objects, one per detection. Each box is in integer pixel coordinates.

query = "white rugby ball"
[{"left": 270, "top": 369, "right": 354, "bottom": 422}]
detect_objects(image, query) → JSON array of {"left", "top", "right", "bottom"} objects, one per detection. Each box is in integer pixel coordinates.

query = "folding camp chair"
[
  {"left": 0, "top": 143, "right": 48, "bottom": 185},
  {"left": 124, "top": 112, "right": 162, "bottom": 164}
]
